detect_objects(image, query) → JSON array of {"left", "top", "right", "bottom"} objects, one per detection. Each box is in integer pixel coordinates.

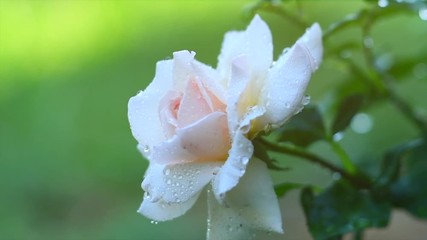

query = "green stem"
[
  {"left": 329, "top": 139, "right": 357, "bottom": 175},
  {"left": 259, "top": 138, "right": 372, "bottom": 188},
  {"left": 361, "top": 12, "right": 427, "bottom": 134},
  {"left": 323, "top": 9, "right": 366, "bottom": 41},
  {"left": 256, "top": 2, "right": 308, "bottom": 29}
]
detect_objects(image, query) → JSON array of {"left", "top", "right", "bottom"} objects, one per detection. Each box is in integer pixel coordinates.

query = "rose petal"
[
  {"left": 177, "top": 79, "right": 213, "bottom": 128},
  {"left": 207, "top": 159, "right": 283, "bottom": 239},
  {"left": 192, "top": 60, "right": 226, "bottom": 106},
  {"left": 211, "top": 131, "right": 252, "bottom": 200},
  {"left": 227, "top": 158, "right": 283, "bottom": 233},
  {"left": 226, "top": 56, "right": 251, "bottom": 135},
  {"left": 141, "top": 161, "right": 222, "bottom": 205},
  {"left": 159, "top": 91, "right": 182, "bottom": 138},
  {"left": 128, "top": 60, "right": 174, "bottom": 153},
  {"left": 152, "top": 112, "right": 230, "bottom": 165},
  {"left": 296, "top": 23, "right": 323, "bottom": 71},
  {"left": 206, "top": 189, "right": 253, "bottom": 240},
  {"left": 217, "top": 15, "right": 272, "bottom": 84},
  {"left": 172, "top": 50, "right": 197, "bottom": 92},
  {"left": 138, "top": 191, "right": 200, "bottom": 222},
  {"left": 259, "top": 23, "right": 323, "bottom": 128}
]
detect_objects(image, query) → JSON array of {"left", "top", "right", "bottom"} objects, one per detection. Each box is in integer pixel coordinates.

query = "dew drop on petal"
[
  {"left": 302, "top": 95, "right": 311, "bottom": 106},
  {"left": 142, "top": 145, "right": 150, "bottom": 153},
  {"left": 241, "top": 157, "right": 250, "bottom": 165},
  {"left": 164, "top": 169, "right": 171, "bottom": 176}
]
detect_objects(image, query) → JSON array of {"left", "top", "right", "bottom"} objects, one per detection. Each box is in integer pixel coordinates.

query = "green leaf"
[
  {"left": 301, "top": 180, "right": 391, "bottom": 240},
  {"left": 332, "top": 94, "right": 365, "bottom": 134},
  {"left": 390, "top": 139, "right": 427, "bottom": 219},
  {"left": 274, "top": 182, "right": 305, "bottom": 198},
  {"left": 277, "top": 106, "right": 326, "bottom": 147}
]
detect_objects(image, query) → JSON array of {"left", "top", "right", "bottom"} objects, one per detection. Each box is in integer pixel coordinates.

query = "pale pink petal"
[
  {"left": 259, "top": 23, "right": 323, "bottom": 128},
  {"left": 128, "top": 60, "right": 174, "bottom": 153},
  {"left": 226, "top": 56, "right": 251, "bottom": 135},
  {"left": 217, "top": 15, "right": 272, "bottom": 83},
  {"left": 213, "top": 59, "right": 266, "bottom": 199},
  {"left": 141, "top": 162, "right": 222, "bottom": 205},
  {"left": 172, "top": 50, "right": 197, "bottom": 92},
  {"left": 158, "top": 91, "right": 182, "bottom": 138},
  {"left": 151, "top": 112, "right": 230, "bottom": 165},
  {"left": 138, "top": 191, "right": 200, "bottom": 222},
  {"left": 177, "top": 79, "right": 212, "bottom": 128},
  {"left": 207, "top": 159, "right": 283, "bottom": 239},
  {"left": 192, "top": 60, "right": 226, "bottom": 107},
  {"left": 211, "top": 106, "right": 265, "bottom": 200}
]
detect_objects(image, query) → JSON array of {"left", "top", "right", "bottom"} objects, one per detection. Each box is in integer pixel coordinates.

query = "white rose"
[{"left": 128, "top": 15, "right": 322, "bottom": 239}]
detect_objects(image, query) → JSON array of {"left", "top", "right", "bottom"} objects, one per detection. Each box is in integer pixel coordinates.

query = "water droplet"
[
  {"left": 284, "top": 102, "right": 290, "bottom": 109},
  {"left": 378, "top": 0, "right": 388, "bottom": 8},
  {"left": 240, "top": 124, "right": 250, "bottom": 134},
  {"left": 351, "top": 113, "right": 373, "bottom": 134},
  {"left": 364, "top": 37, "right": 374, "bottom": 48},
  {"left": 293, "top": 105, "right": 304, "bottom": 115},
  {"left": 178, "top": 175, "right": 183, "bottom": 179},
  {"left": 166, "top": 179, "right": 171, "bottom": 185},
  {"left": 142, "top": 145, "right": 150, "bottom": 153},
  {"left": 302, "top": 95, "right": 311, "bottom": 106},
  {"left": 241, "top": 157, "right": 250, "bottom": 165},
  {"left": 419, "top": 8, "right": 427, "bottom": 21},
  {"left": 333, "top": 132, "right": 344, "bottom": 142},
  {"left": 227, "top": 225, "right": 233, "bottom": 232},
  {"left": 164, "top": 169, "right": 171, "bottom": 176},
  {"left": 282, "top": 48, "right": 290, "bottom": 55},
  {"left": 150, "top": 220, "right": 159, "bottom": 224},
  {"left": 375, "top": 54, "right": 393, "bottom": 71},
  {"left": 332, "top": 172, "right": 341, "bottom": 181}
]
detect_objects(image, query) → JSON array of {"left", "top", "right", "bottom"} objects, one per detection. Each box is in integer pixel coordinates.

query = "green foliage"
[
  {"left": 277, "top": 106, "right": 326, "bottom": 147},
  {"left": 301, "top": 181, "right": 391, "bottom": 240},
  {"left": 331, "top": 95, "right": 365, "bottom": 135},
  {"left": 274, "top": 182, "right": 306, "bottom": 198},
  {"left": 389, "top": 138, "right": 427, "bottom": 219},
  {"left": 250, "top": 0, "right": 427, "bottom": 239}
]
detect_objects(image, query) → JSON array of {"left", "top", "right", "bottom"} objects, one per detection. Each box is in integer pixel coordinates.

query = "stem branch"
[{"left": 259, "top": 138, "right": 371, "bottom": 188}]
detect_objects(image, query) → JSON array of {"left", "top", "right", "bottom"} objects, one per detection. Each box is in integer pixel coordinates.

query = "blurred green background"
[{"left": 1, "top": 1, "right": 426, "bottom": 239}]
